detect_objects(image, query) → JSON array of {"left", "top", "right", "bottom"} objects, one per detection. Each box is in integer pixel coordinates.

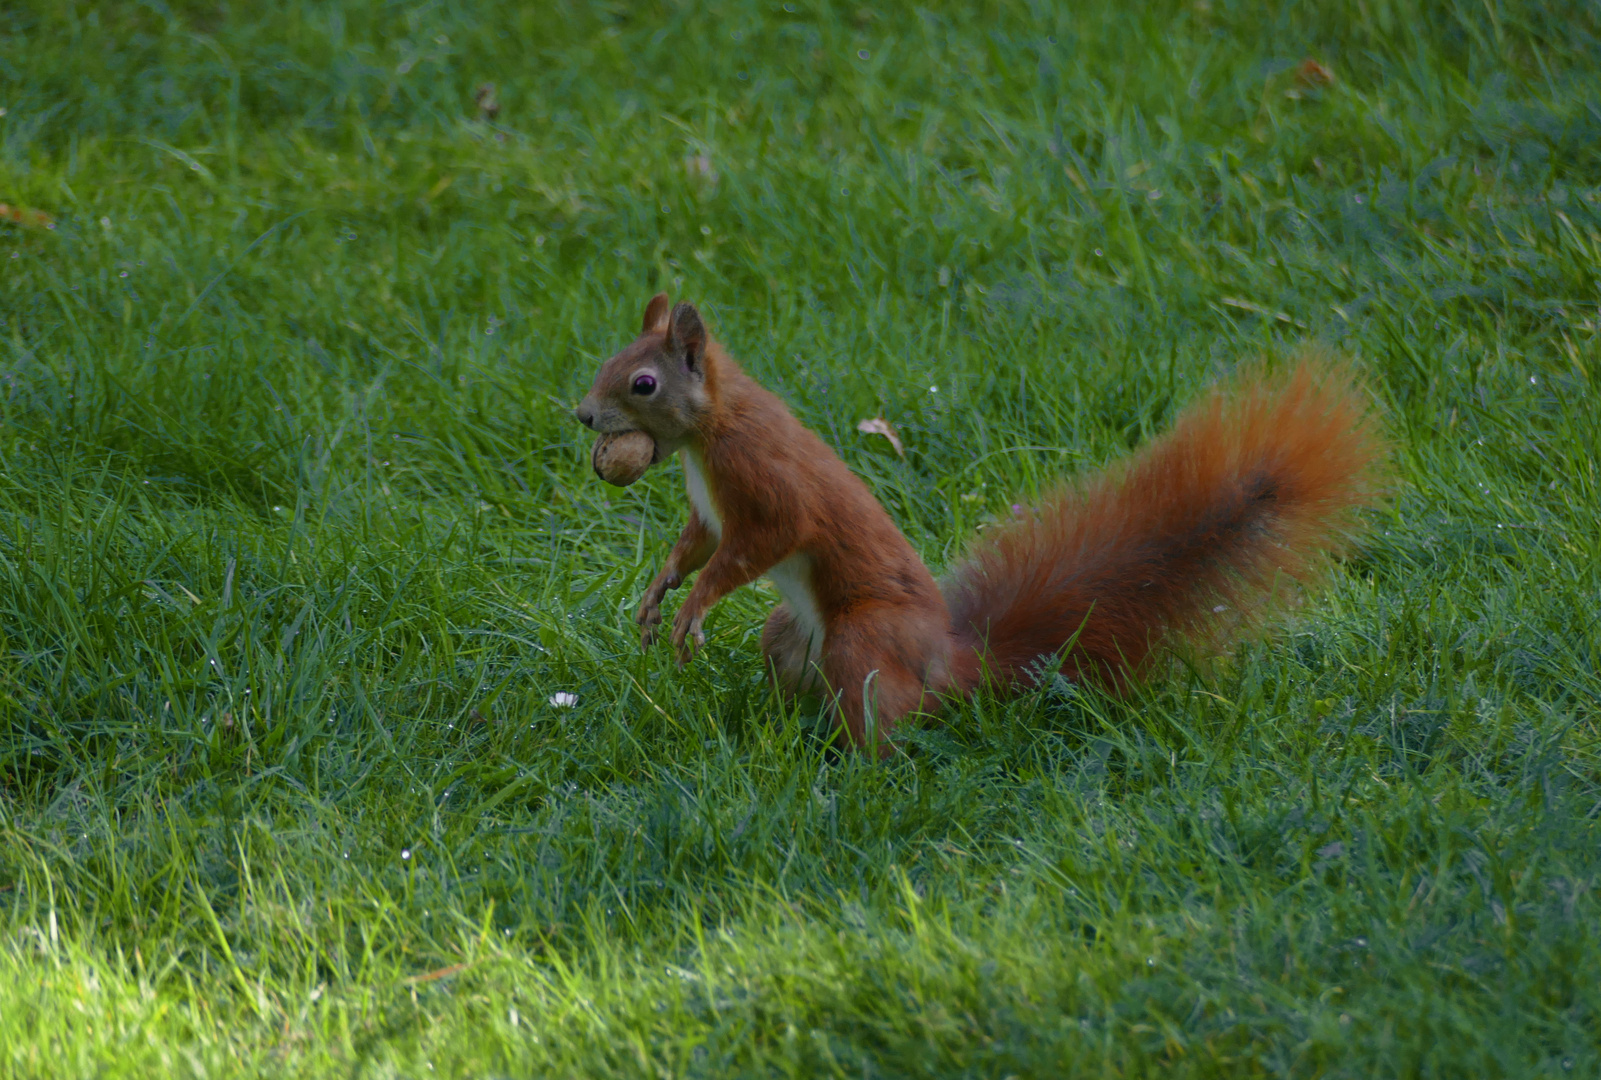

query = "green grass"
[{"left": 1, "top": 0, "right": 1599, "bottom": 1074}]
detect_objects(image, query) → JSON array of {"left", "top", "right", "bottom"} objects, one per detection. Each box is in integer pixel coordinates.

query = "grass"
[{"left": 1, "top": 0, "right": 1599, "bottom": 1074}]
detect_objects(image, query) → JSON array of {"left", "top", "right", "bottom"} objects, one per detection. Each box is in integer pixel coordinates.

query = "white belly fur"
[
  {"left": 767, "top": 552, "right": 825, "bottom": 661},
  {"left": 681, "top": 449, "right": 722, "bottom": 539},
  {"left": 681, "top": 449, "right": 824, "bottom": 656}
]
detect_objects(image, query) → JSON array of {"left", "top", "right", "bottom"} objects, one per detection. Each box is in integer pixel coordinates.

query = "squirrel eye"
[{"left": 631, "top": 374, "right": 657, "bottom": 396}]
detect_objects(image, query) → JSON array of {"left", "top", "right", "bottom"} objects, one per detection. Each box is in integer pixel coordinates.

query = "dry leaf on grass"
[
  {"left": 857, "top": 417, "right": 905, "bottom": 457},
  {"left": 474, "top": 83, "right": 500, "bottom": 120},
  {"left": 1294, "top": 58, "right": 1335, "bottom": 89},
  {"left": 403, "top": 962, "right": 468, "bottom": 985},
  {"left": 0, "top": 203, "right": 54, "bottom": 229}
]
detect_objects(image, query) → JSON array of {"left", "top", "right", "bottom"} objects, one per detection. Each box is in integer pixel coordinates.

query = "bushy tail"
[{"left": 943, "top": 353, "right": 1386, "bottom": 692}]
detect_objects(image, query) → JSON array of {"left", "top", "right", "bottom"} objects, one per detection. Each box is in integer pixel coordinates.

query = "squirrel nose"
[{"left": 574, "top": 402, "right": 596, "bottom": 429}]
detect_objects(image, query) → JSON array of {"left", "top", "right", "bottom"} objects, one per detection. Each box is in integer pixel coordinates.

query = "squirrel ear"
[
  {"left": 665, "top": 301, "right": 707, "bottom": 374},
  {"left": 641, "top": 293, "right": 670, "bottom": 335}
]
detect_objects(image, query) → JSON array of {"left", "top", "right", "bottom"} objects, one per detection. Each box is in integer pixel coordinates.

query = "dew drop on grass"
[
  {"left": 401, "top": 849, "right": 411, "bottom": 860},
  {"left": 858, "top": 50, "right": 870, "bottom": 60}
]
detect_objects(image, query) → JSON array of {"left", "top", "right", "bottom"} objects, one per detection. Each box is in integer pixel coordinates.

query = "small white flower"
[{"left": 549, "top": 692, "right": 579, "bottom": 708}]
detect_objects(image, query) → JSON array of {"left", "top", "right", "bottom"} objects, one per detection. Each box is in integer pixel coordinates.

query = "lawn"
[{"left": 2, "top": 0, "right": 1599, "bottom": 1075}]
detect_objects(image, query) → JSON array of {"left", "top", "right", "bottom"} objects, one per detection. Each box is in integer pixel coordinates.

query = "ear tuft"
[
  {"left": 641, "top": 293, "right": 671, "bottom": 335},
  {"left": 665, "top": 301, "right": 707, "bottom": 371}
]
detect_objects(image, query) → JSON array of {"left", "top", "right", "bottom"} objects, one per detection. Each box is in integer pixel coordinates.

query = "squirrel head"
[{"left": 574, "top": 293, "right": 712, "bottom": 459}]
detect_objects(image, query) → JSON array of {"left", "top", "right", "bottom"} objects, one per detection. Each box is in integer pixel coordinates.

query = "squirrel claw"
[
  {"left": 636, "top": 597, "right": 664, "bottom": 650},
  {"left": 635, "top": 601, "right": 662, "bottom": 627},
  {"left": 670, "top": 616, "right": 705, "bottom": 665}
]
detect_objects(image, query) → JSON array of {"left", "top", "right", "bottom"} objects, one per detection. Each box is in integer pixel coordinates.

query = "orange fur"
[
  {"left": 578, "top": 297, "right": 1386, "bottom": 755},
  {"left": 943, "top": 355, "right": 1386, "bottom": 693}
]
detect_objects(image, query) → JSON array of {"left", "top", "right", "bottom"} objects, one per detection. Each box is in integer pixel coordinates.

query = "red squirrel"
[{"left": 575, "top": 294, "right": 1384, "bottom": 754}]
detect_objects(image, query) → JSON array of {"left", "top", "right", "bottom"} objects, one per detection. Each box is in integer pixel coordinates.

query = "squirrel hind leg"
[
  {"left": 817, "top": 615, "right": 937, "bottom": 757},
  {"left": 761, "top": 603, "right": 825, "bottom": 699}
]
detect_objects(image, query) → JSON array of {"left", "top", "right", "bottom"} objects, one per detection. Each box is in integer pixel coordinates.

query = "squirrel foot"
[
  {"left": 671, "top": 612, "right": 706, "bottom": 665},
  {"left": 636, "top": 603, "right": 663, "bottom": 649}
]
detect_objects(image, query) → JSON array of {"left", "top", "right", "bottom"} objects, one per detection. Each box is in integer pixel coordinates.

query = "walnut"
[{"left": 591, "top": 430, "right": 657, "bottom": 487}]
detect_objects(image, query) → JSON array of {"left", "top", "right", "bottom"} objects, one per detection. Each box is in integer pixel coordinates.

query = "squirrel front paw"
[
  {"left": 636, "top": 599, "right": 663, "bottom": 649},
  {"left": 670, "top": 611, "right": 706, "bottom": 666}
]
